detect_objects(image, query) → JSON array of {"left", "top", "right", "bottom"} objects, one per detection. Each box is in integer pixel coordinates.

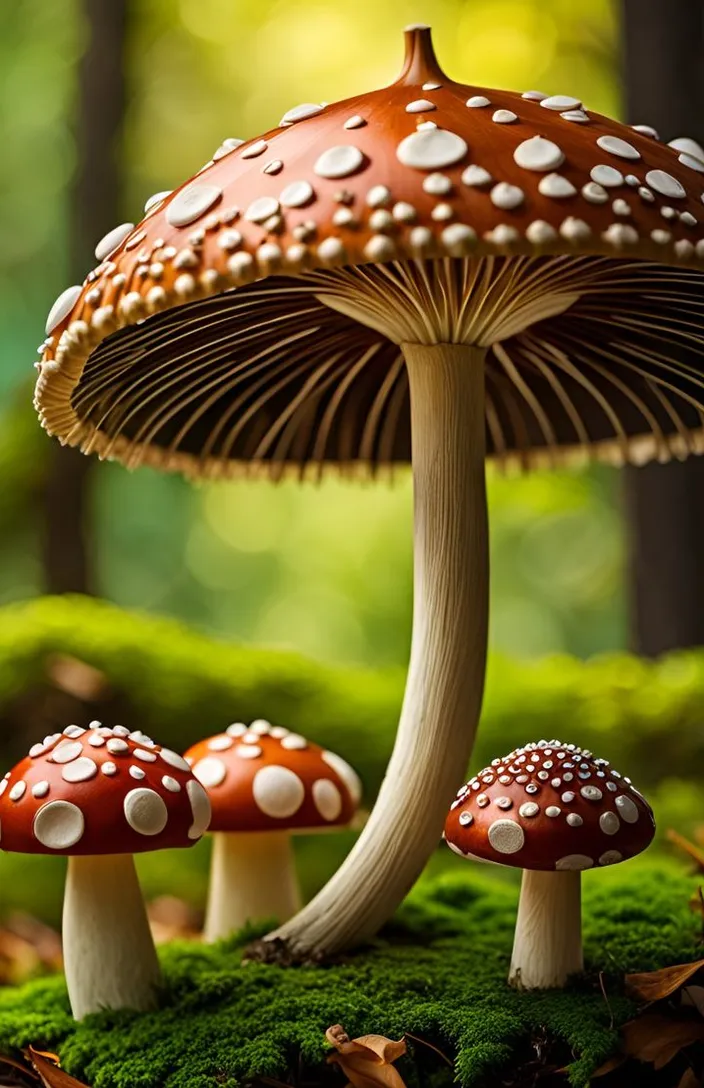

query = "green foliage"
[{"left": 0, "top": 863, "right": 698, "bottom": 1088}]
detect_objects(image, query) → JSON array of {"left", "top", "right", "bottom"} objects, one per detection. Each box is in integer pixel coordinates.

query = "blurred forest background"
[{"left": 0, "top": 0, "right": 703, "bottom": 959}]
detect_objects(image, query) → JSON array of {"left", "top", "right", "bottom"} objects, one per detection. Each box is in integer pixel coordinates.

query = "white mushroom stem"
[
  {"left": 268, "top": 344, "right": 489, "bottom": 956},
  {"left": 509, "top": 869, "right": 583, "bottom": 989},
  {"left": 205, "top": 831, "right": 301, "bottom": 942},
  {"left": 63, "top": 854, "right": 161, "bottom": 1019}
]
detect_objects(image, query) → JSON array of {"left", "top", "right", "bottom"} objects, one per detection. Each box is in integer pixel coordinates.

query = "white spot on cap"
[
  {"left": 280, "top": 180, "right": 315, "bottom": 209},
  {"left": 599, "top": 850, "right": 622, "bottom": 866},
  {"left": 599, "top": 811, "right": 620, "bottom": 835},
  {"left": 442, "top": 223, "right": 477, "bottom": 254},
  {"left": 241, "top": 139, "right": 268, "bottom": 159},
  {"left": 29, "top": 743, "right": 46, "bottom": 758},
  {"left": 555, "top": 854, "right": 593, "bottom": 870},
  {"left": 487, "top": 819, "right": 525, "bottom": 854},
  {"left": 580, "top": 785, "right": 603, "bottom": 801},
  {"left": 208, "top": 736, "right": 234, "bottom": 752},
  {"left": 492, "top": 109, "right": 517, "bottom": 124},
  {"left": 234, "top": 744, "right": 262, "bottom": 759},
  {"left": 561, "top": 110, "right": 590, "bottom": 123},
  {"left": 314, "top": 146, "right": 364, "bottom": 179},
  {"left": 541, "top": 95, "right": 581, "bottom": 111},
  {"left": 193, "top": 757, "right": 227, "bottom": 788},
  {"left": 321, "top": 750, "right": 362, "bottom": 804},
  {"left": 615, "top": 795, "right": 639, "bottom": 823},
  {"left": 396, "top": 129, "right": 468, "bottom": 171},
  {"left": 187, "top": 779, "right": 211, "bottom": 839},
  {"left": 101, "top": 762, "right": 117, "bottom": 776},
  {"left": 32, "top": 781, "right": 50, "bottom": 799},
  {"left": 250, "top": 720, "right": 271, "bottom": 735},
  {"left": 312, "top": 779, "right": 343, "bottom": 821},
  {"left": 61, "top": 757, "right": 98, "bottom": 784},
  {"left": 95, "top": 223, "right": 134, "bottom": 262},
  {"left": 124, "top": 788, "right": 168, "bottom": 836},
  {"left": 253, "top": 765, "right": 305, "bottom": 819},
  {"left": 645, "top": 170, "right": 686, "bottom": 198},
  {"left": 245, "top": 196, "right": 280, "bottom": 223},
  {"left": 522, "top": 90, "right": 546, "bottom": 101},
  {"left": 166, "top": 184, "right": 222, "bottom": 227},
  {"left": 560, "top": 217, "right": 591, "bottom": 241},
  {"left": 466, "top": 96, "right": 490, "bottom": 107},
  {"left": 406, "top": 99, "right": 436, "bottom": 113},
  {"left": 597, "top": 135, "right": 641, "bottom": 160},
  {"left": 566, "top": 813, "right": 583, "bottom": 827},
  {"left": 462, "top": 164, "right": 492, "bottom": 187},
  {"left": 34, "top": 801, "right": 85, "bottom": 850},
  {"left": 226, "top": 723, "right": 247, "bottom": 737},
  {"left": 538, "top": 174, "right": 577, "bottom": 198},
  {"left": 107, "top": 739, "right": 129, "bottom": 755},
  {"left": 9, "top": 781, "right": 26, "bottom": 802},
  {"left": 130, "top": 766, "right": 146, "bottom": 780},
  {"left": 514, "top": 136, "right": 565, "bottom": 171},
  {"left": 51, "top": 740, "right": 83, "bottom": 765},
  {"left": 366, "top": 185, "right": 391, "bottom": 207},
  {"left": 135, "top": 748, "right": 157, "bottom": 763},
  {"left": 162, "top": 776, "right": 181, "bottom": 793},
  {"left": 669, "top": 136, "right": 704, "bottom": 160},
  {"left": 423, "top": 173, "right": 452, "bottom": 195},
  {"left": 632, "top": 124, "right": 659, "bottom": 139},
  {"left": 612, "top": 198, "right": 631, "bottom": 216},
  {"left": 591, "top": 165, "right": 624, "bottom": 187},
  {"left": 63, "top": 726, "right": 86, "bottom": 739},
  {"left": 344, "top": 115, "right": 366, "bottom": 130},
  {"left": 526, "top": 220, "right": 557, "bottom": 243},
  {"left": 519, "top": 802, "right": 540, "bottom": 818},
  {"left": 213, "top": 138, "right": 243, "bottom": 161},
  {"left": 458, "top": 811, "right": 473, "bottom": 826},
  {"left": 280, "top": 734, "right": 307, "bottom": 750},
  {"left": 491, "top": 183, "right": 524, "bottom": 209},
  {"left": 88, "top": 734, "right": 105, "bottom": 748},
  {"left": 546, "top": 806, "right": 561, "bottom": 817},
  {"left": 144, "top": 190, "right": 171, "bottom": 213},
  {"left": 160, "top": 748, "right": 191, "bottom": 773},
  {"left": 392, "top": 202, "right": 417, "bottom": 222},
  {"left": 280, "top": 103, "right": 323, "bottom": 125},
  {"left": 46, "top": 287, "right": 82, "bottom": 335}
]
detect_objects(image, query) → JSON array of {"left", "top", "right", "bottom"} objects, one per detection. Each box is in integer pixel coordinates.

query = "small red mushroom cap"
[
  {"left": 184, "top": 720, "right": 361, "bottom": 833},
  {"left": 0, "top": 723, "right": 211, "bottom": 856},
  {"left": 444, "top": 739, "right": 655, "bottom": 872}
]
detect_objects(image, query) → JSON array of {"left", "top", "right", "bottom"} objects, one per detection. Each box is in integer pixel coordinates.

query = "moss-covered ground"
[{"left": 0, "top": 860, "right": 699, "bottom": 1088}]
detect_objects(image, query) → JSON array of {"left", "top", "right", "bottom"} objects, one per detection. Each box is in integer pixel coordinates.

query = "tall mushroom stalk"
[{"left": 33, "top": 24, "right": 704, "bottom": 960}]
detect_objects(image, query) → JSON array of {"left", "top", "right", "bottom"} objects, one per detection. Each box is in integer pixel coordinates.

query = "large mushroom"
[
  {"left": 444, "top": 740, "right": 655, "bottom": 989},
  {"left": 0, "top": 723, "right": 211, "bottom": 1019},
  {"left": 185, "top": 719, "right": 361, "bottom": 941},
  {"left": 34, "top": 25, "right": 704, "bottom": 960}
]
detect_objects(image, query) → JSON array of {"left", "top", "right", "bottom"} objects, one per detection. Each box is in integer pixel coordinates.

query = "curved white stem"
[
  {"left": 204, "top": 831, "right": 300, "bottom": 942},
  {"left": 63, "top": 854, "right": 161, "bottom": 1019},
  {"left": 265, "top": 343, "right": 489, "bottom": 958},
  {"left": 509, "top": 869, "right": 583, "bottom": 989}
]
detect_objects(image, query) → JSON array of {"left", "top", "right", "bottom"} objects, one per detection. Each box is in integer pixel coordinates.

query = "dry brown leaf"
[
  {"left": 668, "top": 830, "right": 704, "bottom": 871},
  {"left": 25, "top": 1050, "right": 91, "bottom": 1088},
  {"left": 326, "top": 1026, "right": 407, "bottom": 1088},
  {"left": 622, "top": 1014, "right": 704, "bottom": 1070},
  {"left": 678, "top": 1068, "right": 700, "bottom": 1088},
  {"left": 590, "top": 1054, "right": 625, "bottom": 1077},
  {"left": 627, "top": 960, "right": 704, "bottom": 1002}
]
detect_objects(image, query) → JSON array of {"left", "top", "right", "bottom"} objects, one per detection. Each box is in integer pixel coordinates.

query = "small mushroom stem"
[
  {"left": 63, "top": 854, "right": 161, "bottom": 1019},
  {"left": 509, "top": 869, "right": 583, "bottom": 989},
  {"left": 205, "top": 831, "right": 301, "bottom": 942},
  {"left": 265, "top": 344, "right": 488, "bottom": 958}
]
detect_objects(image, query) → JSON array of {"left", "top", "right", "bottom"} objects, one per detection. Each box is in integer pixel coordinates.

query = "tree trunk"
[
  {"left": 41, "top": 0, "right": 128, "bottom": 593},
  {"left": 621, "top": 0, "right": 704, "bottom": 656}
]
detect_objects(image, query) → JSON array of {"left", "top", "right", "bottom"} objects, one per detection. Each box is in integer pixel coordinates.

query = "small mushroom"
[
  {"left": 444, "top": 739, "right": 655, "bottom": 989},
  {"left": 185, "top": 720, "right": 361, "bottom": 941},
  {"left": 0, "top": 722, "right": 211, "bottom": 1019}
]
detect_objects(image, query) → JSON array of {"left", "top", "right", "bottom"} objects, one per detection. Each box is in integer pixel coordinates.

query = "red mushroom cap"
[
  {"left": 184, "top": 719, "right": 361, "bottom": 833},
  {"left": 34, "top": 25, "right": 704, "bottom": 479},
  {"left": 444, "top": 739, "right": 655, "bottom": 872},
  {"left": 0, "top": 723, "right": 211, "bottom": 855}
]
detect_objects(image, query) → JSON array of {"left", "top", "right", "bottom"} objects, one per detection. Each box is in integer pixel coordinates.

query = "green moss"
[{"left": 0, "top": 862, "right": 698, "bottom": 1088}]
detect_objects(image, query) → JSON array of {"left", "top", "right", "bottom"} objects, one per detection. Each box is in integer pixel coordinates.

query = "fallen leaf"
[
  {"left": 25, "top": 1050, "right": 91, "bottom": 1088},
  {"left": 622, "top": 1014, "right": 704, "bottom": 1070},
  {"left": 678, "top": 1068, "right": 700, "bottom": 1088},
  {"left": 590, "top": 1054, "right": 625, "bottom": 1077},
  {"left": 627, "top": 960, "right": 704, "bottom": 1002},
  {"left": 326, "top": 1026, "right": 407, "bottom": 1088},
  {"left": 147, "top": 896, "right": 201, "bottom": 945}
]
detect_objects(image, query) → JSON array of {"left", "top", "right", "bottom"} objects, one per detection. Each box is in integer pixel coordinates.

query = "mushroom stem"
[
  {"left": 205, "top": 831, "right": 300, "bottom": 941},
  {"left": 63, "top": 854, "right": 161, "bottom": 1019},
  {"left": 509, "top": 869, "right": 583, "bottom": 989},
  {"left": 266, "top": 344, "right": 488, "bottom": 957}
]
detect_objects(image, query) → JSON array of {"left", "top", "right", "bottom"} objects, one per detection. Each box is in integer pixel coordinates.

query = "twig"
[
  {"left": 403, "top": 1033, "right": 453, "bottom": 1067},
  {"left": 598, "top": 971, "right": 615, "bottom": 1030}
]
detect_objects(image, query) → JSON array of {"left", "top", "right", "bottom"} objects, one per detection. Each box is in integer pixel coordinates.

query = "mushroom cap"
[
  {"left": 0, "top": 723, "right": 211, "bottom": 856},
  {"left": 35, "top": 25, "right": 704, "bottom": 477},
  {"left": 444, "top": 739, "right": 654, "bottom": 872},
  {"left": 184, "top": 720, "right": 361, "bottom": 834}
]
